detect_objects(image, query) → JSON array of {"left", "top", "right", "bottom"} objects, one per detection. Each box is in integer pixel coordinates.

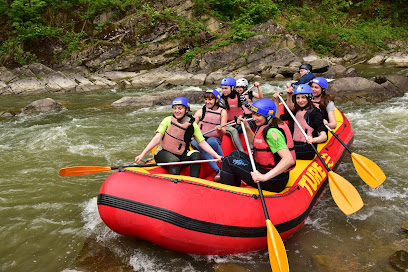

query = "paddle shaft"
[
  {"left": 202, "top": 118, "right": 253, "bottom": 136},
  {"left": 240, "top": 122, "right": 270, "bottom": 220},
  {"left": 122, "top": 159, "right": 219, "bottom": 168},
  {"left": 278, "top": 95, "right": 332, "bottom": 172},
  {"left": 325, "top": 124, "right": 353, "bottom": 154}
]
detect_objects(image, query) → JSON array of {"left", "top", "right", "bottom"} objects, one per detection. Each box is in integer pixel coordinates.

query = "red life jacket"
[
  {"left": 161, "top": 116, "right": 194, "bottom": 155},
  {"left": 292, "top": 109, "right": 314, "bottom": 142},
  {"left": 198, "top": 106, "right": 222, "bottom": 138},
  {"left": 242, "top": 92, "right": 253, "bottom": 115},
  {"left": 226, "top": 96, "right": 244, "bottom": 121},
  {"left": 253, "top": 124, "right": 296, "bottom": 171}
]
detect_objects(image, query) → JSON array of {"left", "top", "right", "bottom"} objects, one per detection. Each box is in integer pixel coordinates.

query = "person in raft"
[
  {"left": 219, "top": 98, "right": 296, "bottom": 192},
  {"left": 236, "top": 78, "right": 263, "bottom": 129},
  {"left": 220, "top": 76, "right": 252, "bottom": 152},
  {"left": 275, "top": 84, "right": 327, "bottom": 160},
  {"left": 135, "top": 97, "right": 223, "bottom": 178},
  {"left": 191, "top": 89, "right": 227, "bottom": 181},
  {"left": 310, "top": 77, "right": 337, "bottom": 129}
]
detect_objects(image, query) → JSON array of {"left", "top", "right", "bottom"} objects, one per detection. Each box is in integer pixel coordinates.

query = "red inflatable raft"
[{"left": 97, "top": 107, "right": 353, "bottom": 255}]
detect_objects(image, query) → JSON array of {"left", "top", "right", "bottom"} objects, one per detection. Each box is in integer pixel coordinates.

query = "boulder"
[
  {"left": 367, "top": 54, "right": 385, "bottom": 65},
  {"left": 385, "top": 54, "right": 408, "bottom": 67},
  {"left": 389, "top": 250, "right": 408, "bottom": 272},
  {"left": 402, "top": 220, "right": 408, "bottom": 232},
  {"left": 23, "top": 98, "right": 64, "bottom": 113},
  {"left": 112, "top": 90, "right": 204, "bottom": 108},
  {"left": 329, "top": 77, "right": 393, "bottom": 102}
]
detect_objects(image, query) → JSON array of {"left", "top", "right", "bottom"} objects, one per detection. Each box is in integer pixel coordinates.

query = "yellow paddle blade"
[
  {"left": 328, "top": 171, "right": 364, "bottom": 215},
  {"left": 59, "top": 166, "right": 112, "bottom": 176},
  {"left": 266, "top": 220, "right": 289, "bottom": 272},
  {"left": 351, "top": 153, "right": 386, "bottom": 188}
]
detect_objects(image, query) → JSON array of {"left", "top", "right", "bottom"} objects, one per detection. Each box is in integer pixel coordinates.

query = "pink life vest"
[
  {"left": 198, "top": 106, "right": 222, "bottom": 138},
  {"left": 226, "top": 96, "right": 244, "bottom": 121},
  {"left": 253, "top": 124, "right": 296, "bottom": 171},
  {"left": 161, "top": 116, "right": 194, "bottom": 155},
  {"left": 292, "top": 109, "right": 314, "bottom": 143}
]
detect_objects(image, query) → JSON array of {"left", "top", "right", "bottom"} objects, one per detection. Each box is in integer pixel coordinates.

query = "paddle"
[
  {"left": 325, "top": 124, "right": 386, "bottom": 188},
  {"left": 59, "top": 159, "right": 219, "bottom": 177},
  {"left": 278, "top": 95, "right": 363, "bottom": 215},
  {"left": 240, "top": 121, "right": 289, "bottom": 272},
  {"left": 202, "top": 118, "right": 253, "bottom": 136}
]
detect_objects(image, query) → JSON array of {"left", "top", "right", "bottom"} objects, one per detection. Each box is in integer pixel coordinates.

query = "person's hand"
[
  {"left": 251, "top": 170, "right": 266, "bottom": 182},
  {"left": 272, "top": 92, "right": 281, "bottom": 102},
  {"left": 135, "top": 154, "right": 144, "bottom": 163},
  {"left": 286, "top": 85, "right": 294, "bottom": 96},
  {"left": 306, "top": 136, "right": 314, "bottom": 144},
  {"left": 214, "top": 154, "right": 223, "bottom": 162},
  {"left": 254, "top": 82, "right": 260, "bottom": 87},
  {"left": 323, "top": 119, "right": 328, "bottom": 126},
  {"left": 236, "top": 116, "right": 245, "bottom": 125}
]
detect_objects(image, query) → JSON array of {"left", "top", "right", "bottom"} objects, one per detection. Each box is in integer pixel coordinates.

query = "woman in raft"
[
  {"left": 277, "top": 84, "right": 327, "bottom": 160},
  {"left": 135, "top": 97, "right": 223, "bottom": 178},
  {"left": 219, "top": 98, "right": 296, "bottom": 192},
  {"left": 191, "top": 89, "right": 227, "bottom": 181},
  {"left": 310, "top": 77, "right": 337, "bottom": 129}
]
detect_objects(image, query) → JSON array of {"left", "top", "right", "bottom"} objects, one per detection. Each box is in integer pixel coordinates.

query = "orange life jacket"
[{"left": 198, "top": 106, "right": 222, "bottom": 138}]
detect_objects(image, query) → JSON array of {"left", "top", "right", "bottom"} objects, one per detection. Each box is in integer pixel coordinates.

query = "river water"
[{"left": 1, "top": 73, "right": 407, "bottom": 271}]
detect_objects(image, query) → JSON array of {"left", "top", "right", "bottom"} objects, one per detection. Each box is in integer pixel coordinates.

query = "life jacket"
[
  {"left": 253, "top": 124, "right": 296, "bottom": 171},
  {"left": 292, "top": 109, "right": 314, "bottom": 143},
  {"left": 226, "top": 95, "right": 244, "bottom": 121},
  {"left": 312, "top": 100, "right": 329, "bottom": 122},
  {"left": 161, "top": 116, "right": 195, "bottom": 155},
  {"left": 198, "top": 105, "right": 222, "bottom": 138},
  {"left": 242, "top": 92, "right": 253, "bottom": 115}
]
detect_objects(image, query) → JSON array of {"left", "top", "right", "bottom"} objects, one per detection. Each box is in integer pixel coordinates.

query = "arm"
[
  {"left": 198, "top": 140, "right": 223, "bottom": 160},
  {"left": 251, "top": 130, "right": 294, "bottom": 182},
  {"left": 193, "top": 108, "right": 203, "bottom": 124},
  {"left": 325, "top": 110, "right": 337, "bottom": 129},
  {"left": 216, "top": 109, "right": 228, "bottom": 135},
  {"left": 272, "top": 93, "right": 281, "bottom": 118},
  {"left": 240, "top": 94, "right": 252, "bottom": 111},
  {"left": 253, "top": 148, "right": 294, "bottom": 182},
  {"left": 306, "top": 110, "right": 328, "bottom": 144},
  {"left": 252, "top": 82, "right": 263, "bottom": 99},
  {"left": 239, "top": 116, "right": 255, "bottom": 143},
  {"left": 285, "top": 85, "right": 295, "bottom": 110},
  {"left": 135, "top": 132, "right": 163, "bottom": 163},
  {"left": 325, "top": 102, "right": 337, "bottom": 129}
]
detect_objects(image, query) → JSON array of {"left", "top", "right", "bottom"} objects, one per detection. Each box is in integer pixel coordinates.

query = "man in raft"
[
  {"left": 219, "top": 98, "right": 296, "bottom": 192},
  {"left": 135, "top": 97, "right": 223, "bottom": 178}
]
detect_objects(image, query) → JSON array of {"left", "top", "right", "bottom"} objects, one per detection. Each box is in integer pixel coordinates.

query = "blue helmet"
[
  {"left": 205, "top": 89, "right": 221, "bottom": 101},
  {"left": 311, "top": 77, "right": 328, "bottom": 90},
  {"left": 172, "top": 97, "right": 190, "bottom": 109},
  {"left": 251, "top": 98, "right": 276, "bottom": 118},
  {"left": 220, "top": 77, "right": 236, "bottom": 87},
  {"left": 292, "top": 84, "right": 313, "bottom": 102}
]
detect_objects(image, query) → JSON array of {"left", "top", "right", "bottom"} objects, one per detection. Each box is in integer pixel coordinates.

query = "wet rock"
[
  {"left": 112, "top": 90, "right": 204, "bottom": 108},
  {"left": 329, "top": 77, "right": 392, "bottom": 102},
  {"left": 0, "top": 111, "right": 16, "bottom": 118},
  {"left": 23, "top": 98, "right": 64, "bottom": 113},
  {"left": 385, "top": 54, "right": 408, "bottom": 67},
  {"left": 402, "top": 220, "right": 408, "bottom": 232},
  {"left": 345, "top": 67, "right": 358, "bottom": 77},
  {"left": 389, "top": 250, "right": 408, "bottom": 272},
  {"left": 367, "top": 54, "right": 385, "bottom": 65}
]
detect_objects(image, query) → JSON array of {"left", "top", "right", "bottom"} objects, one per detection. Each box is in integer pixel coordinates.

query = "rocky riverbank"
[{"left": 1, "top": 17, "right": 408, "bottom": 115}]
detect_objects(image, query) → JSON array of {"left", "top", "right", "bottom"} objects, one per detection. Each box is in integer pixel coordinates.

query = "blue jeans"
[{"left": 191, "top": 137, "right": 224, "bottom": 173}]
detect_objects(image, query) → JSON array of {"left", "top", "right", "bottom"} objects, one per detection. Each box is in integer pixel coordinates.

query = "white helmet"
[{"left": 236, "top": 78, "right": 248, "bottom": 89}]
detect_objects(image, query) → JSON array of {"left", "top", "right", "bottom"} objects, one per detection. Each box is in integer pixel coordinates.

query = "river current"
[{"left": 0, "top": 75, "right": 407, "bottom": 271}]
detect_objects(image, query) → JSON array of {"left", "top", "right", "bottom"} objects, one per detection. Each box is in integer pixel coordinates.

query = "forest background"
[{"left": 0, "top": 0, "right": 408, "bottom": 69}]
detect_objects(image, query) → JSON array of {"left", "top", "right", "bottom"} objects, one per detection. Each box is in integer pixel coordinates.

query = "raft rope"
[{"left": 122, "top": 168, "right": 300, "bottom": 199}]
